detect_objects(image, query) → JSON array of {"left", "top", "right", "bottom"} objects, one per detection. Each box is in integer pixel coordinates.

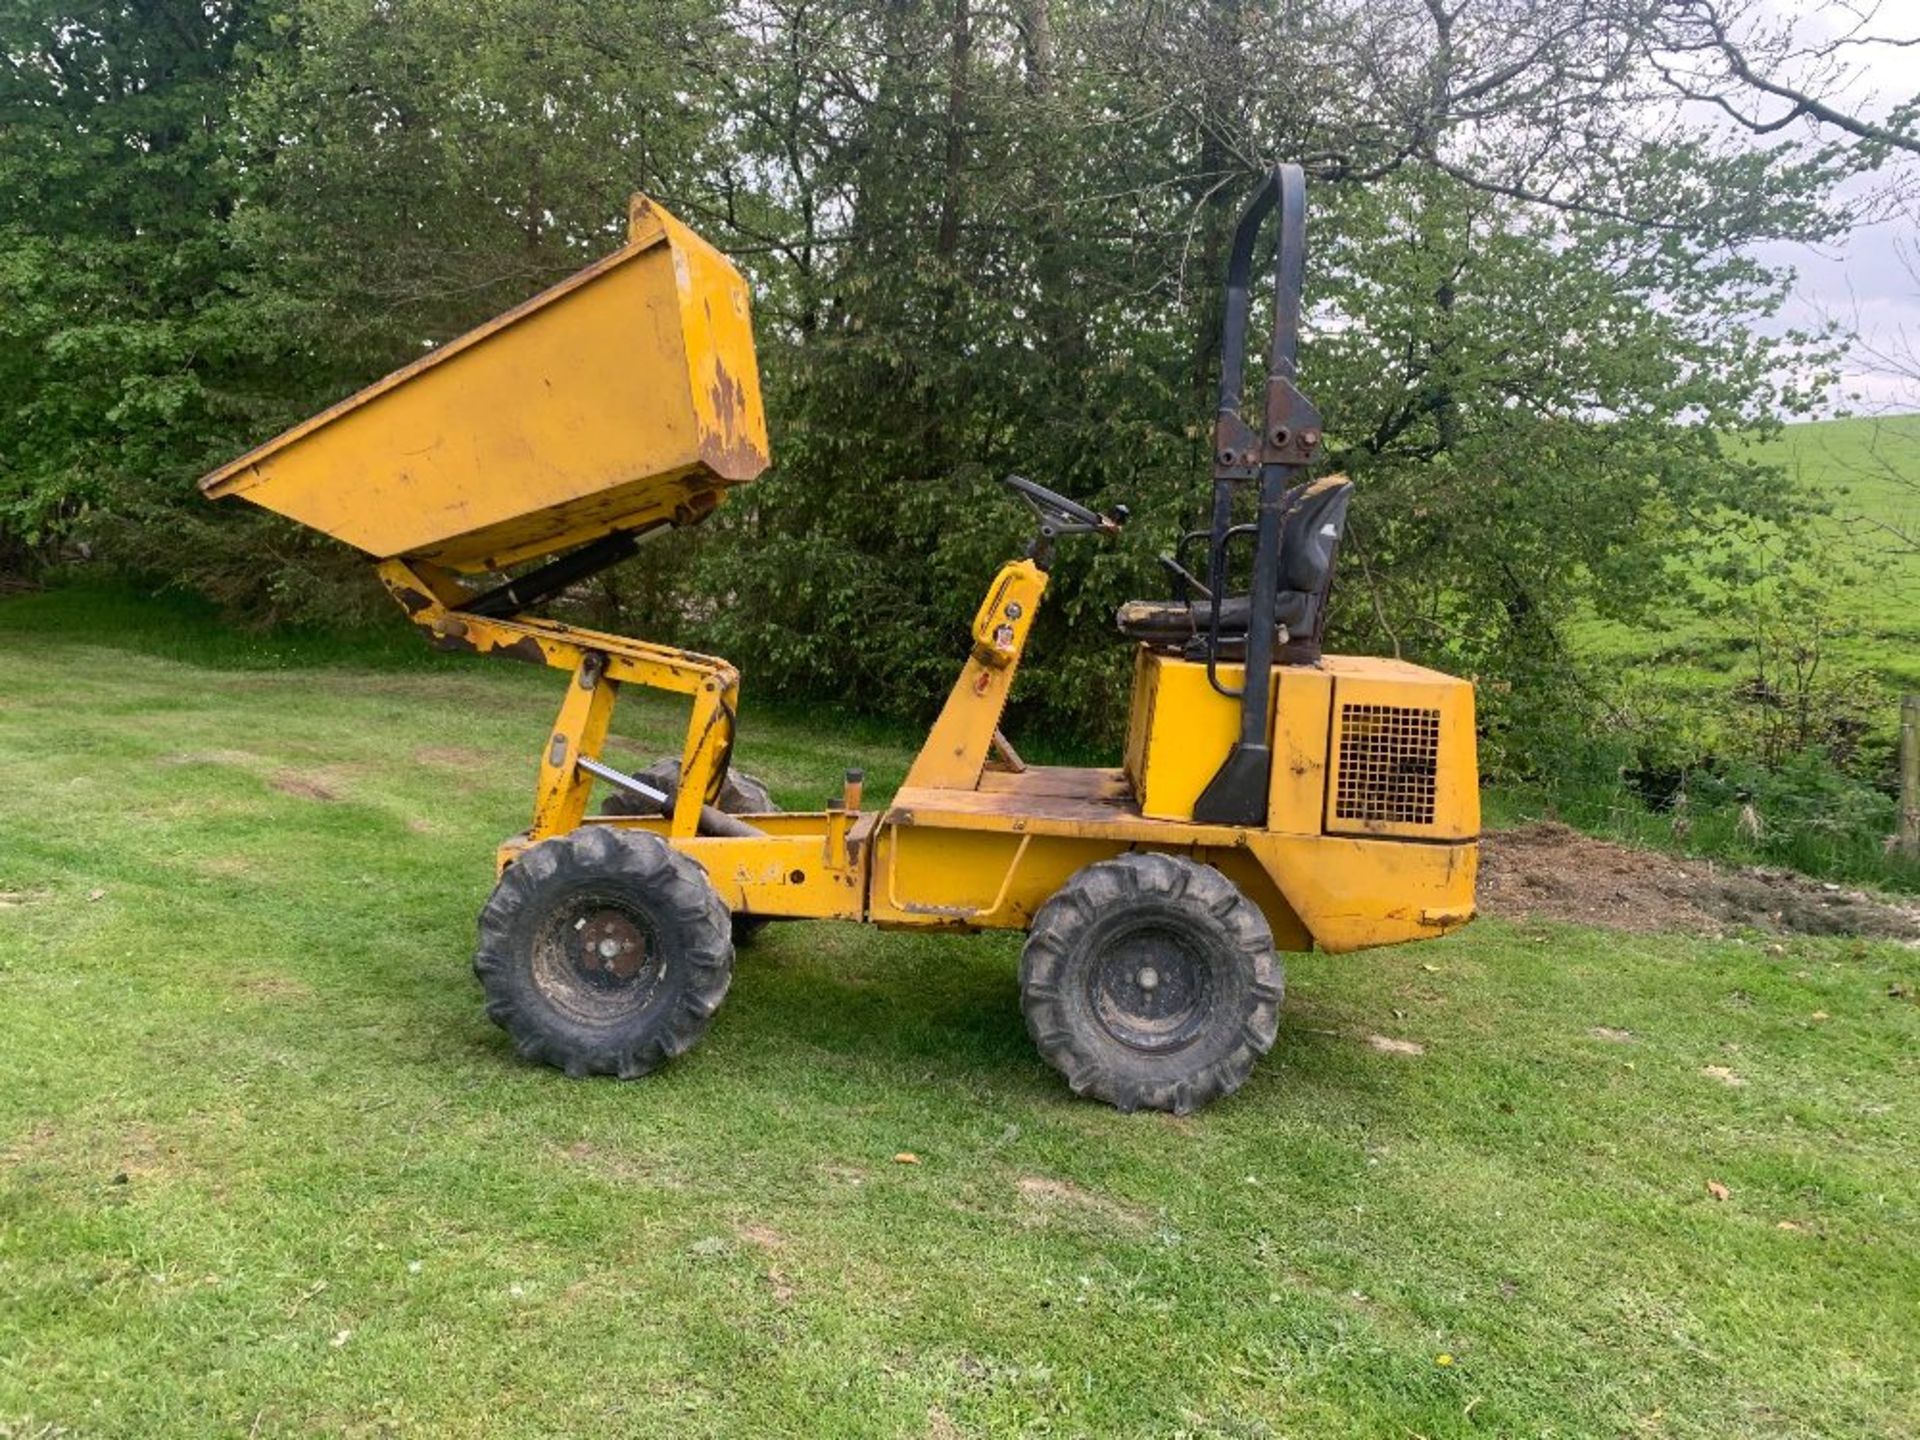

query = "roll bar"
[{"left": 1191, "top": 163, "right": 1325, "bottom": 828}]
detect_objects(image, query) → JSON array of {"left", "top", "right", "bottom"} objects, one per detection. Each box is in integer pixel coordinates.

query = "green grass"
[
  {"left": 1770, "top": 414, "right": 1920, "bottom": 685},
  {"left": 1573, "top": 414, "right": 1920, "bottom": 696},
  {"left": 2, "top": 597, "right": 1918, "bottom": 1439},
  {"left": 0, "top": 577, "right": 441, "bottom": 673}
]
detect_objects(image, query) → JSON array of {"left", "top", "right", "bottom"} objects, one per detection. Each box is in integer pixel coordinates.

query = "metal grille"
[{"left": 1334, "top": 704, "right": 1440, "bottom": 826}]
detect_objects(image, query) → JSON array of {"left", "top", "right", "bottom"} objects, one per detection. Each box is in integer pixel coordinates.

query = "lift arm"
[{"left": 378, "top": 557, "right": 740, "bottom": 843}]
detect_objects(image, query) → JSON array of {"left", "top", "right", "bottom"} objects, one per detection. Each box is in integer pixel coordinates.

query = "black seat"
[{"left": 1115, "top": 474, "right": 1352, "bottom": 663}]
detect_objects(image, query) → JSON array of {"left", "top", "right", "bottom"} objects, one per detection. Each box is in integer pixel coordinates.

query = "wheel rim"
[
  {"left": 1086, "top": 923, "right": 1213, "bottom": 1053},
  {"left": 530, "top": 892, "right": 664, "bottom": 1025}
]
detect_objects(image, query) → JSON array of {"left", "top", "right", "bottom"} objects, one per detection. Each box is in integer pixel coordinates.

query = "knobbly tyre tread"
[
  {"left": 599, "top": 756, "right": 777, "bottom": 944},
  {"left": 1019, "top": 852, "right": 1282, "bottom": 1115},
  {"left": 473, "top": 825, "right": 734, "bottom": 1079}
]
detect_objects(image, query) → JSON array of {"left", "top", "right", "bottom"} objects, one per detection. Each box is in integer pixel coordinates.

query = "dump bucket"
[{"left": 200, "top": 197, "right": 769, "bottom": 572}]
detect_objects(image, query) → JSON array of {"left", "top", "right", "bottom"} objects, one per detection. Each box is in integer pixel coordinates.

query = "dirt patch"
[
  {"left": 555, "top": 1139, "right": 683, "bottom": 1189},
  {"left": 0, "top": 1121, "right": 60, "bottom": 1167},
  {"left": 1479, "top": 823, "right": 1920, "bottom": 941},
  {"left": 235, "top": 973, "right": 315, "bottom": 1002},
  {"left": 161, "top": 748, "right": 265, "bottom": 768},
  {"left": 3, "top": 1120, "right": 173, "bottom": 1183},
  {"left": 1365, "top": 1034, "right": 1425, "bottom": 1056},
  {"left": 1014, "top": 1174, "right": 1150, "bottom": 1229},
  {"left": 411, "top": 745, "right": 492, "bottom": 769},
  {"left": 735, "top": 1222, "right": 788, "bottom": 1251},
  {"left": 267, "top": 770, "right": 337, "bottom": 803}
]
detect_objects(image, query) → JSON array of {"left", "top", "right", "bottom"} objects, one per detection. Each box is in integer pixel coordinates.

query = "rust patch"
[
  {"left": 702, "top": 358, "right": 768, "bottom": 479},
  {"left": 390, "top": 585, "right": 437, "bottom": 617},
  {"left": 491, "top": 635, "right": 548, "bottom": 666}
]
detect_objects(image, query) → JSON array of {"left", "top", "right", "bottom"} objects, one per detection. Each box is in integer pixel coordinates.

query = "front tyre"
[
  {"left": 1020, "top": 853, "right": 1282, "bottom": 1114},
  {"left": 474, "top": 827, "right": 733, "bottom": 1079}
]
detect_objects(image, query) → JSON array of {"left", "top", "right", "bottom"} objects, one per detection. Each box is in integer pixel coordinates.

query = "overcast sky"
[{"left": 1745, "top": 5, "right": 1920, "bottom": 414}]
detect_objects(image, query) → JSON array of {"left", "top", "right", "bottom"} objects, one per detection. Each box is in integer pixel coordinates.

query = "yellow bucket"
[{"left": 200, "top": 196, "right": 768, "bottom": 572}]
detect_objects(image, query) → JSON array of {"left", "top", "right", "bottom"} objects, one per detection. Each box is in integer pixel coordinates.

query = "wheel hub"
[
  {"left": 1088, "top": 926, "right": 1211, "bottom": 1053},
  {"left": 529, "top": 896, "right": 663, "bottom": 1024},
  {"left": 578, "top": 911, "right": 649, "bottom": 982}
]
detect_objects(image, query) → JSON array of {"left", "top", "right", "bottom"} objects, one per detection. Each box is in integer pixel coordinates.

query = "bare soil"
[
  {"left": 1478, "top": 823, "right": 1920, "bottom": 941},
  {"left": 1014, "top": 1174, "right": 1151, "bottom": 1230},
  {"left": 268, "top": 770, "right": 338, "bottom": 802}
]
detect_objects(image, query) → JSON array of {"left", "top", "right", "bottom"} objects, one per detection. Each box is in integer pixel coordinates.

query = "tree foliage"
[{"left": 2, "top": 0, "right": 1913, "bottom": 765}]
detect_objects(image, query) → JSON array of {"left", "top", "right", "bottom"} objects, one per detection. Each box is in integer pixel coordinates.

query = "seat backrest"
[{"left": 1278, "top": 474, "right": 1353, "bottom": 597}]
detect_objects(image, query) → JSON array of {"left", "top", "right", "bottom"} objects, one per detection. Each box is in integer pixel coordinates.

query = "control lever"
[{"left": 1157, "top": 553, "right": 1213, "bottom": 602}]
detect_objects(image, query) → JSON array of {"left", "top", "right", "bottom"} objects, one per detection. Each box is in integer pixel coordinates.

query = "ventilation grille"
[{"left": 1335, "top": 704, "right": 1440, "bottom": 826}]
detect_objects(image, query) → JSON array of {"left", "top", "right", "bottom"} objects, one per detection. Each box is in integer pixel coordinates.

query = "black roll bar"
[{"left": 1191, "top": 163, "right": 1324, "bottom": 828}]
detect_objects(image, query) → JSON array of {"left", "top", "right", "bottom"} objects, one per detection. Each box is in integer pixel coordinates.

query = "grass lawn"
[
  {"left": 1, "top": 595, "right": 1917, "bottom": 1438},
  {"left": 1572, "top": 414, "right": 1920, "bottom": 698}
]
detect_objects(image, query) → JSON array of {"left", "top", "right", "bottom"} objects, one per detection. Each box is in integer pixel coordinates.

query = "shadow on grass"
[{"left": 434, "top": 914, "right": 1404, "bottom": 1124}]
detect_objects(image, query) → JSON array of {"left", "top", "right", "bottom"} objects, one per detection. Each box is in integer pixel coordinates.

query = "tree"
[
  {"left": 688, "top": 0, "right": 1897, "bottom": 752},
  {"left": 0, "top": 2, "right": 273, "bottom": 551},
  {"left": 2, "top": 0, "right": 1915, "bottom": 765}
]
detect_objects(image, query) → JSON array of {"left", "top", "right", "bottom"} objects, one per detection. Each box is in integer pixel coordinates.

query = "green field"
[
  {"left": 1573, "top": 413, "right": 1920, "bottom": 697},
  {"left": 2, "top": 596, "right": 1916, "bottom": 1438},
  {"left": 1766, "top": 413, "right": 1920, "bottom": 687}
]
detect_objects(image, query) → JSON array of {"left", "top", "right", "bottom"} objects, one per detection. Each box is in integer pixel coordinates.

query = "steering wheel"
[{"left": 1001, "top": 474, "right": 1125, "bottom": 543}]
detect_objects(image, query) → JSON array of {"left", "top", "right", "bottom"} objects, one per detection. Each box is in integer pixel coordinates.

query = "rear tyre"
[
  {"left": 600, "top": 757, "right": 776, "bottom": 944},
  {"left": 1020, "top": 853, "right": 1282, "bottom": 1114},
  {"left": 474, "top": 826, "right": 733, "bottom": 1079},
  {"left": 599, "top": 757, "right": 774, "bottom": 818}
]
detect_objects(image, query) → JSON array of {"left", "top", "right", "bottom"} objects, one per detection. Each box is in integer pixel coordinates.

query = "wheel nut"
[{"left": 1137, "top": 966, "right": 1159, "bottom": 991}]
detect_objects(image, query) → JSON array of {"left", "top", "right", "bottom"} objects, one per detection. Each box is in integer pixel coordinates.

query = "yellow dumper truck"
[{"left": 202, "top": 170, "right": 1477, "bottom": 1114}]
